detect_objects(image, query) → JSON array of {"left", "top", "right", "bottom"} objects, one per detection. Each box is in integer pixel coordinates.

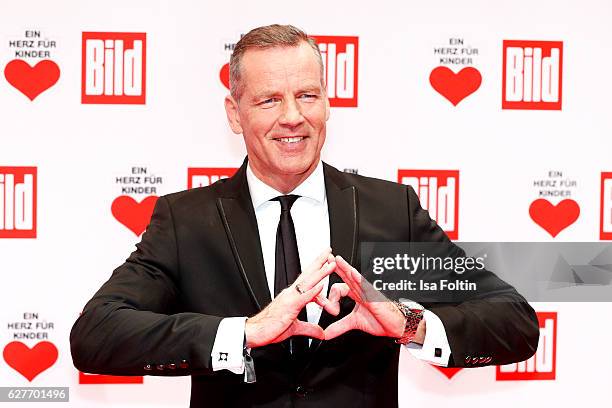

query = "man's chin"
[{"left": 275, "top": 159, "right": 318, "bottom": 177}]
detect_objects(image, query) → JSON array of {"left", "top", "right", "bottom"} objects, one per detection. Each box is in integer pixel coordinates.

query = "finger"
[
  {"left": 312, "top": 293, "right": 342, "bottom": 316},
  {"left": 324, "top": 313, "right": 355, "bottom": 340},
  {"left": 297, "top": 260, "right": 336, "bottom": 292},
  {"left": 328, "top": 282, "right": 349, "bottom": 303},
  {"left": 312, "top": 292, "right": 329, "bottom": 309},
  {"left": 296, "top": 248, "right": 332, "bottom": 285},
  {"left": 334, "top": 255, "right": 357, "bottom": 284},
  {"left": 336, "top": 255, "right": 386, "bottom": 305},
  {"left": 291, "top": 320, "right": 325, "bottom": 340},
  {"left": 335, "top": 256, "right": 369, "bottom": 297},
  {"left": 334, "top": 256, "right": 365, "bottom": 302},
  {"left": 309, "top": 284, "right": 337, "bottom": 315},
  {"left": 299, "top": 282, "right": 326, "bottom": 307},
  {"left": 335, "top": 255, "right": 360, "bottom": 282},
  {"left": 301, "top": 282, "right": 343, "bottom": 317},
  {"left": 327, "top": 283, "right": 350, "bottom": 316},
  {"left": 305, "top": 248, "right": 332, "bottom": 274}
]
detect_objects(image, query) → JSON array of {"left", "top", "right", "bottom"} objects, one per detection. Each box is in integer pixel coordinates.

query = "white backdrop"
[{"left": 1, "top": 0, "right": 611, "bottom": 407}]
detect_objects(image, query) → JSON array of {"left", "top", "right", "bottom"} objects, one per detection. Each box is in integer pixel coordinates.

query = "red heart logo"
[
  {"left": 429, "top": 66, "right": 481, "bottom": 106},
  {"left": 529, "top": 198, "right": 580, "bottom": 237},
  {"left": 432, "top": 365, "right": 463, "bottom": 380},
  {"left": 3, "top": 341, "right": 58, "bottom": 382},
  {"left": 4, "top": 59, "right": 60, "bottom": 101},
  {"left": 220, "top": 63, "right": 230, "bottom": 90},
  {"left": 111, "top": 195, "right": 158, "bottom": 236}
]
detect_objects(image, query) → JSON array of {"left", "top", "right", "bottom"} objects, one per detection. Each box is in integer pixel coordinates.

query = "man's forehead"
[
  {"left": 240, "top": 45, "right": 322, "bottom": 95},
  {"left": 241, "top": 44, "right": 320, "bottom": 76}
]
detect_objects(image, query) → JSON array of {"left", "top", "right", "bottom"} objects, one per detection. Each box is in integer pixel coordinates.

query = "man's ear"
[
  {"left": 224, "top": 95, "right": 243, "bottom": 134},
  {"left": 324, "top": 90, "right": 330, "bottom": 121}
]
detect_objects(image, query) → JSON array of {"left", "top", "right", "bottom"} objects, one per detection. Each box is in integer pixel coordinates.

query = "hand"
[
  {"left": 245, "top": 248, "right": 336, "bottom": 348},
  {"left": 324, "top": 255, "right": 407, "bottom": 341}
]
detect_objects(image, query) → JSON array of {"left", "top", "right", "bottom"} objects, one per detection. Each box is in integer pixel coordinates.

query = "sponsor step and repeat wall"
[{"left": 1, "top": 0, "right": 611, "bottom": 406}]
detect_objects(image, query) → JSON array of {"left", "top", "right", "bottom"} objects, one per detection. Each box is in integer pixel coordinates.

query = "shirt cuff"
[
  {"left": 405, "top": 310, "right": 451, "bottom": 366},
  {"left": 211, "top": 316, "right": 247, "bottom": 374}
]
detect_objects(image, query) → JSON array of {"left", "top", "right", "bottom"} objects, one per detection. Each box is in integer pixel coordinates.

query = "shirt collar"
[{"left": 246, "top": 160, "right": 326, "bottom": 210}]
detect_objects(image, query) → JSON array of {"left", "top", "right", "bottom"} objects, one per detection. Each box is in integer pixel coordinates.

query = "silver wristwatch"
[{"left": 393, "top": 299, "right": 425, "bottom": 345}]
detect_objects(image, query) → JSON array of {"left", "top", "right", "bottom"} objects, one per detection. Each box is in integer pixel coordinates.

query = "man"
[{"left": 70, "top": 24, "right": 539, "bottom": 407}]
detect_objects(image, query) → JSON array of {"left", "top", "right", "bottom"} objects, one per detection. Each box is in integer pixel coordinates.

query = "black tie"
[{"left": 273, "top": 195, "right": 308, "bottom": 357}]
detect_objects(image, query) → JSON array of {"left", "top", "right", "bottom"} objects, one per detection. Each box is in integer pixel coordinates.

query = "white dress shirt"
[{"left": 211, "top": 161, "right": 451, "bottom": 375}]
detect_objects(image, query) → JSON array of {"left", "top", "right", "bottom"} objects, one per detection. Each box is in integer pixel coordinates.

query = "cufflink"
[
  {"left": 218, "top": 352, "right": 229, "bottom": 362},
  {"left": 434, "top": 348, "right": 442, "bottom": 358}
]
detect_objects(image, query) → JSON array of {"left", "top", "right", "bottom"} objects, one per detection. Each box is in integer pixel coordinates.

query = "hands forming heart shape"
[{"left": 244, "top": 248, "right": 409, "bottom": 348}]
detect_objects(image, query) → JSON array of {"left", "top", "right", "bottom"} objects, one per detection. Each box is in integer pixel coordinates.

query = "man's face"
[{"left": 225, "top": 42, "right": 330, "bottom": 190}]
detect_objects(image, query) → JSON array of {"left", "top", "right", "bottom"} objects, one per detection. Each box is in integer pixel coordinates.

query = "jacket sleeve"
[
  {"left": 405, "top": 186, "right": 540, "bottom": 368},
  {"left": 70, "top": 196, "right": 223, "bottom": 376}
]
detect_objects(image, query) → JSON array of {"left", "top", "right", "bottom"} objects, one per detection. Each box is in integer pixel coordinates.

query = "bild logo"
[
  {"left": 311, "top": 35, "right": 359, "bottom": 107},
  {"left": 188, "top": 168, "right": 237, "bottom": 189},
  {"left": 398, "top": 170, "right": 459, "bottom": 240},
  {"left": 502, "top": 40, "right": 563, "bottom": 110},
  {"left": 0, "top": 167, "right": 37, "bottom": 238},
  {"left": 82, "top": 32, "right": 146, "bottom": 104},
  {"left": 601, "top": 172, "right": 612, "bottom": 240},
  {"left": 496, "top": 312, "right": 557, "bottom": 381}
]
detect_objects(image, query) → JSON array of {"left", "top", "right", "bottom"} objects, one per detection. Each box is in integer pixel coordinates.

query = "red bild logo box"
[
  {"left": 397, "top": 169, "right": 459, "bottom": 240},
  {"left": 0, "top": 166, "right": 37, "bottom": 238},
  {"left": 502, "top": 40, "right": 563, "bottom": 110},
  {"left": 82, "top": 32, "right": 147, "bottom": 104}
]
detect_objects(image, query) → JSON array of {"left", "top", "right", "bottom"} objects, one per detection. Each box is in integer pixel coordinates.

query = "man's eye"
[
  {"left": 259, "top": 98, "right": 278, "bottom": 106},
  {"left": 299, "top": 94, "right": 317, "bottom": 100}
]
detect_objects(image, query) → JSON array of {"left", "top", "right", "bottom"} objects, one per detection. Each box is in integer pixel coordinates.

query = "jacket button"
[
  {"left": 484, "top": 357, "right": 492, "bottom": 363},
  {"left": 295, "top": 385, "right": 308, "bottom": 397},
  {"left": 471, "top": 357, "right": 479, "bottom": 364},
  {"left": 143, "top": 364, "right": 153, "bottom": 371},
  {"left": 156, "top": 364, "right": 165, "bottom": 371},
  {"left": 167, "top": 363, "right": 177, "bottom": 370},
  {"left": 179, "top": 360, "right": 189, "bottom": 369},
  {"left": 464, "top": 356, "right": 471, "bottom": 364}
]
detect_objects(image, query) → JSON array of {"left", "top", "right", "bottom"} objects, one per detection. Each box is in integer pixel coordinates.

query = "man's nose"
[{"left": 278, "top": 98, "right": 304, "bottom": 127}]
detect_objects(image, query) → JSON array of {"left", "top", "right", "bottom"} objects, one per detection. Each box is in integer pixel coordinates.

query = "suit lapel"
[
  {"left": 216, "top": 159, "right": 271, "bottom": 310},
  {"left": 308, "top": 163, "right": 359, "bottom": 351},
  {"left": 324, "top": 163, "right": 358, "bottom": 270}
]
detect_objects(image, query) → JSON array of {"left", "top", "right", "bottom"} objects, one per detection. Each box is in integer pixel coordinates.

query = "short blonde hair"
[{"left": 229, "top": 24, "right": 324, "bottom": 101}]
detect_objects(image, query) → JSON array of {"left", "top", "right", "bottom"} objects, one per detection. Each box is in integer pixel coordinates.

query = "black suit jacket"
[{"left": 70, "top": 159, "right": 539, "bottom": 407}]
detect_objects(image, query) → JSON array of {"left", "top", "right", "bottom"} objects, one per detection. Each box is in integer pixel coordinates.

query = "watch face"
[{"left": 398, "top": 298, "right": 425, "bottom": 311}]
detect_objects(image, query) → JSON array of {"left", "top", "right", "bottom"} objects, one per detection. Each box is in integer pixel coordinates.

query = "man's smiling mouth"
[{"left": 275, "top": 136, "right": 306, "bottom": 143}]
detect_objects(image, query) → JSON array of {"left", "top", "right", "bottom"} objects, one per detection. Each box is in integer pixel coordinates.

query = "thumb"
[
  {"left": 291, "top": 320, "right": 325, "bottom": 340},
  {"left": 324, "top": 313, "right": 356, "bottom": 340}
]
